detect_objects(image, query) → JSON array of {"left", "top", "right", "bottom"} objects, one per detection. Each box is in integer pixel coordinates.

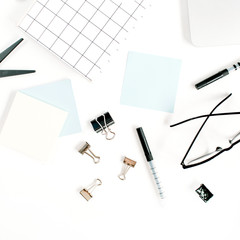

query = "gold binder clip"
[
  {"left": 118, "top": 157, "right": 137, "bottom": 180},
  {"left": 80, "top": 179, "right": 102, "bottom": 201},
  {"left": 79, "top": 142, "right": 100, "bottom": 164}
]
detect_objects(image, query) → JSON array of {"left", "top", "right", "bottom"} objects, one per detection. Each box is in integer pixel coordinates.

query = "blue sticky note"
[
  {"left": 21, "top": 79, "right": 81, "bottom": 136},
  {"left": 120, "top": 52, "right": 182, "bottom": 113}
]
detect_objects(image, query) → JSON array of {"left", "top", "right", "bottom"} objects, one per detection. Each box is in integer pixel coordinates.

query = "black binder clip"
[{"left": 90, "top": 112, "right": 115, "bottom": 140}]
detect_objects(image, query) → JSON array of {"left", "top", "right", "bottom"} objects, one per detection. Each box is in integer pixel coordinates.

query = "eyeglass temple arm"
[
  {"left": 182, "top": 138, "right": 240, "bottom": 169},
  {"left": 170, "top": 111, "right": 240, "bottom": 127},
  {"left": 180, "top": 93, "right": 233, "bottom": 166},
  {"left": 186, "top": 147, "right": 222, "bottom": 165}
]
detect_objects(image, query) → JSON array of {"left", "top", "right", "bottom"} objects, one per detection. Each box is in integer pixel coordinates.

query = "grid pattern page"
[{"left": 19, "top": 0, "right": 151, "bottom": 81}]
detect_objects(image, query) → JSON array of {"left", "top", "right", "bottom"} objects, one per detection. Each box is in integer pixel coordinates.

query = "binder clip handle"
[
  {"left": 119, "top": 173, "right": 126, "bottom": 181},
  {"left": 88, "top": 178, "right": 102, "bottom": 193},
  {"left": 105, "top": 126, "right": 115, "bottom": 141},
  {"left": 86, "top": 150, "right": 100, "bottom": 164},
  {"left": 91, "top": 112, "right": 116, "bottom": 140},
  {"left": 96, "top": 114, "right": 115, "bottom": 140}
]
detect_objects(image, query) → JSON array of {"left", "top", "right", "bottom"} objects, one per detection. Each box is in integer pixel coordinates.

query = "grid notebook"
[{"left": 19, "top": 0, "right": 150, "bottom": 81}]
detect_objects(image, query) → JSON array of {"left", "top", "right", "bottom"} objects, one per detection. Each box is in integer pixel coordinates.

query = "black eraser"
[{"left": 195, "top": 184, "right": 213, "bottom": 202}]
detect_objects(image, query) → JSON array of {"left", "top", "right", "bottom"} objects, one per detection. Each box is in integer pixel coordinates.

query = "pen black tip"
[{"left": 136, "top": 127, "right": 153, "bottom": 162}]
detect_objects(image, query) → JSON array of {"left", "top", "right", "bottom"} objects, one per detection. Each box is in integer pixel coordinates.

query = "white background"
[{"left": 1, "top": 0, "right": 240, "bottom": 240}]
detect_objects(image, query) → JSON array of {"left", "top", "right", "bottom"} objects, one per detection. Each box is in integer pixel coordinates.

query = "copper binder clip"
[
  {"left": 118, "top": 157, "right": 137, "bottom": 180},
  {"left": 79, "top": 142, "right": 100, "bottom": 164},
  {"left": 80, "top": 179, "right": 102, "bottom": 201}
]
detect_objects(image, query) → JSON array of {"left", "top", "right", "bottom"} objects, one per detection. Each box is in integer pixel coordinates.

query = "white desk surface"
[{"left": 1, "top": 1, "right": 240, "bottom": 240}]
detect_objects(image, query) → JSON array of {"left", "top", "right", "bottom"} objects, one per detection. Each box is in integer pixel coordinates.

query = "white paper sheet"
[{"left": 0, "top": 92, "right": 68, "bottom": 161}]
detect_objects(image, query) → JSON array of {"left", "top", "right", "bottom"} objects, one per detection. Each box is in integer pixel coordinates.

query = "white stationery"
[{"left": 0, "top": 92, "right": 68, "bottom": 161}]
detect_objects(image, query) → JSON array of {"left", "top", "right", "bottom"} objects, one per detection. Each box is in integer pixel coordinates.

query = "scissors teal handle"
[
  {"left": 0, "top": 38, "right": 35, "bottom": 78},
  {"left": 0, "top": 70, "right": 35, "bottom": 78}
]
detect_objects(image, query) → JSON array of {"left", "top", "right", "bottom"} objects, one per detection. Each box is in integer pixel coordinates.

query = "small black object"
[
  {"left": 91, "top": 112, "right": 114, "bottom": 133},
  {"left": 195, "top": 69, "right": 229, "bottom": 89},
  {"left": 195, "top": 61, "right": 240, "bottom": 90},
  {"left": 90, "top": 112, "right": 115, "bottom": 140},
  {"left": 195, "top": 184, "right": 213, "bottom": 202}
]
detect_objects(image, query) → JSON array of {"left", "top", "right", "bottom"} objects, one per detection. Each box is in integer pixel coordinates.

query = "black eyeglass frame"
[{"left": 170, "top": 93, "right": 240, "bottom": 169}]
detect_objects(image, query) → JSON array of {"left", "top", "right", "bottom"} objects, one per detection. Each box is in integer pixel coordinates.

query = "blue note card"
[
  {"left": 120, "top": 52, "right": 182, "bottom": 113},
  {"left": 21, "top": 79, "right": 81, "bottom": 136}
]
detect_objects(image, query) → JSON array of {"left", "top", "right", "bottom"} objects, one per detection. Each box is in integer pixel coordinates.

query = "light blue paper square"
[
  {"left": 20, "top": 79, "right": 81, "bottom": 136},
  {"left": 120, "top": 52, "right": 182, "bottom": 113}
]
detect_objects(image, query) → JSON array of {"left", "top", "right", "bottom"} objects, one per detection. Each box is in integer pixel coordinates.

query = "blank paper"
[
  {"left": 120, "top": 52, "right": 182, "bottom": 113},
  {"left": 0, "top": 92, "right": 68, "bottom": 161}
]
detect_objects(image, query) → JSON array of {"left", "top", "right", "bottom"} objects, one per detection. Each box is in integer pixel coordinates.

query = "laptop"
[{"left": 188, "top": 0, "right": 240, "bottom": 46}]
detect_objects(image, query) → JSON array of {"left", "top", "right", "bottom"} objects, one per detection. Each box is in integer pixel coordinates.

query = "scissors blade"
[
  {"left": 0, "top": 70, "right": 35, "bottom": 78},
  {"left": 0, "top": 38, "right": 24, "bottom": 63}
]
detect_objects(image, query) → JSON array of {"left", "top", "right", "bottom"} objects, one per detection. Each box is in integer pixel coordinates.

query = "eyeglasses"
[{"left": 170, "top": 93, "right": 240, "bottom": 169}]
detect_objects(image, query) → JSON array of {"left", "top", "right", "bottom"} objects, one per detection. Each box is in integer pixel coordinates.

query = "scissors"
[{"left": 0, "top": 38, "right": 35, "bottom": 78}]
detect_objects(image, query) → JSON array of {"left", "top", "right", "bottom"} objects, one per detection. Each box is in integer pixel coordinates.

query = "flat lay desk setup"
[{"left": 1, "top": 0, "right": 240, "bottom": 240}]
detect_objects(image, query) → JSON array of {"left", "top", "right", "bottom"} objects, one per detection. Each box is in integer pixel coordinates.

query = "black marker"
[
  {"left": 195, "top": 62, "right": 240, "bottom": 89},
  {"left": 136, "top": 127, "right": 164, "bottom": 198}
]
